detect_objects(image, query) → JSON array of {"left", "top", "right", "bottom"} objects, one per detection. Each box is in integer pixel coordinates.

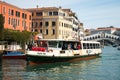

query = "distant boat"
[
  {"left": 117, "top": 46, "right": 120, "bottom": 50},
  {"left": 112, "top": 44, "right": 117, "bottom": 47},
  {"left": 2, "top": 50, "right": 26, "bottom": 59}
]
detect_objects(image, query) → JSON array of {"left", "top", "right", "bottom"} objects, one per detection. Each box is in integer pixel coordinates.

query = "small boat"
[
  {"left": 112, "top": 44, "right": 117, "bottom": 47},
  {"left": 117, "top": 46, "right": 120, "bottom": 50},
  {"left": 26, "top": 39, "right": 102, "bottom": 64},
  {"left": 2, "top": 50, "right": 26, "bottom": 59}
]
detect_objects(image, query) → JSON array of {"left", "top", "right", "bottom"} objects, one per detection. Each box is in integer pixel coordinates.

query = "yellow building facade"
[{"left": 26, "top": 7, "right": 84, "bottom": 40}]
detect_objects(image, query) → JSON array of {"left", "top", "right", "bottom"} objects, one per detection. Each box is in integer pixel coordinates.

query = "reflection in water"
[
  {"left": 2, "top": 59, "right": 26, "bottom": 80},
  {"left": 0, "top": 57, "right": 102, "bottom": 80},
  {"left": 26, "top": 58, "right": 101, "bottom": 80}
]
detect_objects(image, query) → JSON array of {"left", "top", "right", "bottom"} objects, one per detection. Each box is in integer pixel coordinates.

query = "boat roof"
[
  {"left": 80, "top": 41, "right": 100, "bottom": 44},
  {"left": 37, "top": 39, "right": 100, "bottom": 43},
  {"left": 38, "top": 39, "right": 79, "bottom": 42}
]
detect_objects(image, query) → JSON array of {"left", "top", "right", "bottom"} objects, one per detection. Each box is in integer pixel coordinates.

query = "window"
[
  {"left": 40, "top": 29, "right": 42, "bottom": 33},
  {"left": 48, "top": 41, "right": 58, "bottom": 48},
  {"left": 83, "top": 43, "right": 86, "bottom": 49},
  {"left": 16, "top": 19, "right": 17, "bottom": 26},
  {"left": 29, "top": 15, "right": 31, "bottom": 20},
  {"left": 8, "top": 18, "right": 10, "bottom": 24},
  {"left": 18, "top": 20, "right": 20, "bottom": 26},
  {"left": 87, "top": 43, "right": 89, "bottom": 49},
  {"left": 46, "top": 29, "right": 48, "bottom": 35},
  {"left": 90, "top": 44, "right": 93, "bottom": 49},
  {"left": 59, "top": 30, "right": 61, "bottom": 35},
  {"left": 8, "top": 9, "right": 10, "bottom": 16},
  {"left": 49, "top": 12, "right": 52, "bottom": 16},
  {"left": 29, "top": 22, "right": 31, "bottom": 29},
  {"left": 3, "top": 16, "right": 5, "bottom": 23},
  {"left": 18, "top": 12, "right": 20, "bottom": 17},
  {"left": 52, "top": 29, "right": 55, "bottom": 35},
  {"left": 45, "top": 21, "right": 49, "bottom": 26},
  {"left": 52, "top": 21, "right": 56, "bottom": 26},
  {"left": 35, "top": 22, "right": 38, "bottom": 27},
  {"left": 58, "top": 41, "right": 62, "bottom": 48},
  {"left": 35, "top": 29, "right": 38, "bottom": 32},
  {"left": 32, "top": 13, "right": 34, "bottom": 16},
  {"left": 11, "top": 10, "right": 14, "bottom": 16},
  {"left": 36, "top": 12, "right": 42, "bottom": 16},
  {"left": 62, "top": 22, "right": 64, "bottom": 27},
  {"left": 13, "top": 19, "right": 16, "bottom": 29},
  {"left": 24, "top": 21, "right": 26, "bottom": 29},
  {"left": 32, "top": 22, "right": 34, "bottom": 28},
  {"left": 63, "top": 13, "right": 65, "bottom": 16},
  {"left": 25, "top": 14, "right": 27, "bottom": 19},
  {"left": 3, "top": 7, "right": 6, "bottom": 14},
  {"left": 16, "top": 11, "right": 17, "bottom": 17},
  {"left": 39, "top": 22, "right": 42, "bottom": 26},
  {"left": 22, "top": 13, "right": 24, "bottom": 18},
  {"left": 53, "top": 11, "right": 58, "bottom": 16},
  {"left": 11, "top": 18, "right": 13, "bottom": 25}
]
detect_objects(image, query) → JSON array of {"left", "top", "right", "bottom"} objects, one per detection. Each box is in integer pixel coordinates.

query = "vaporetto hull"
[
  {"left": 26, "top": 50, "right": 102, "bottom": 64},
  {"left": 27, "top": 54, "right": 101, "bottom": 63}
]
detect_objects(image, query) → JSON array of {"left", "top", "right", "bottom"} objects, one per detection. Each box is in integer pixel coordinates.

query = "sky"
[{"left": 3, "top": 0, "right": 120, "bottom": 29}]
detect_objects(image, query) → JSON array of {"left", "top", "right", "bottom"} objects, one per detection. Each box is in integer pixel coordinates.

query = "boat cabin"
[{"left": 29, "top": 39, "right": 101, "bottom": 52}]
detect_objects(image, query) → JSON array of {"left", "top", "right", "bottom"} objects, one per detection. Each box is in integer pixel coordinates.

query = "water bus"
[{"left": 26, "top": 39, "right": 102, "bottom": 64}]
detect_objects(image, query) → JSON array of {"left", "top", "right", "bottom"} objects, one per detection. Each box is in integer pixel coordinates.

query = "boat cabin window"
[
  {"left": 86, "top": 43, "right": 89, "bottom": 49},
  {"left": 83, "top": 43, "right": 87, "bottom": 49},
  {"left": 58, "top": 41, "right": 62, "bottom": 48},
  {"left": 62, "top": 41, "right": 81, "bottom": 50},
  {"left": 37, "top": 41, "right": 47, "bottom": 47},
  {"left": 48, "top": 41, "right": 58, "bottom": 48},
  {"left": 82, "top": 42, "right": 100, "bottom": 49}
]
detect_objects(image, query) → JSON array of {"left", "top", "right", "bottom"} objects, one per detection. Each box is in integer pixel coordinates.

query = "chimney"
[
  {"left": 37, "top": 5, "right": 39, "bottom": 8},
  {"left": 59, "top": 6, "right": 62, "bottom": 9}
]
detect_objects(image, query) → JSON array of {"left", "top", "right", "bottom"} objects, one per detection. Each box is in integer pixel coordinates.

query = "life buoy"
[{"left": 48, "top": 49, "right": 53, "bottom": 52}]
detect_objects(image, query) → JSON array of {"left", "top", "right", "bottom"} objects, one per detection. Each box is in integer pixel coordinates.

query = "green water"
[{"left": 0, "top": 46, "right": 120, "bottom": 80}]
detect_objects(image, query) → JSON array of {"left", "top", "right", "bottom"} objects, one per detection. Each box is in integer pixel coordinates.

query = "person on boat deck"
[
  {"left": 77, "top": 44, "right": 81, "bottom": 49},
  {"left": 38, "top": 41, "right": 48, "bottom": 51},
  {"left": 40, "top": 41, "right": 43, "bottom": 47},
  {"left": 39, "top": 41, "right": 47, "bottom": 47},
  {"left": 67, "top": 43, "right": 72, "bottom": 50},
  {"left": 73, "top": 43, "right": 78, "bottom": 50},
  {"left": 62, "top": 43, "right": 67, "bottom": 50},
  {"left": 27, "top": 43, "right": 33, "bottom": 50},
  {"left": 34, "top": 42, "right": 38, "bottom": 47}
]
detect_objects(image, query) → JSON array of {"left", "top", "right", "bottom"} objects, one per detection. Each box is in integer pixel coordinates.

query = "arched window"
[
  {"left": 98, "top": 35, "right": 100, "bottom": 38},
  {"left": 106, "top": 35, "right": 108, "bottom": 38}
]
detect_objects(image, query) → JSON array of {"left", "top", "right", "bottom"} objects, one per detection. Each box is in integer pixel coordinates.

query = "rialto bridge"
[{"left": 84, "top": 32, "right": 120, "bottom": 43}]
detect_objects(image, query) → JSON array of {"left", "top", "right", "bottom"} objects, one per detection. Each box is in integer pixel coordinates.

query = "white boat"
[{"left": 26, "top": 39, "right": 102, "bottom": 64}]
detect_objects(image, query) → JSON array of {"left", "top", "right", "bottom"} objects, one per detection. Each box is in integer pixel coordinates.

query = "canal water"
[{"left": 0, "top": 46, "right": 120, "bottom": 80}]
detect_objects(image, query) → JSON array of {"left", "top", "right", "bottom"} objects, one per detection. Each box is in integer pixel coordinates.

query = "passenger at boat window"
[
  {"left": 40, "top": 41, "right": 43, "bottom": 47},
  {"left": 40, "top": 41, "right": 47, "bottom": 47},
  {"left": 73, "top": 43, "right": 78, "bottom": 50},
  {"left": 67, "top": 43, "right": 72, "bottom": 50},
  {"left": 34, "top": 42, "right": 38, "bottom": 47},
  {"left": 62, "top": 43, "right": 67, "bottom": 50},
  {"left": 77, "top": 44, "right": 81, "bottom": 49}
]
